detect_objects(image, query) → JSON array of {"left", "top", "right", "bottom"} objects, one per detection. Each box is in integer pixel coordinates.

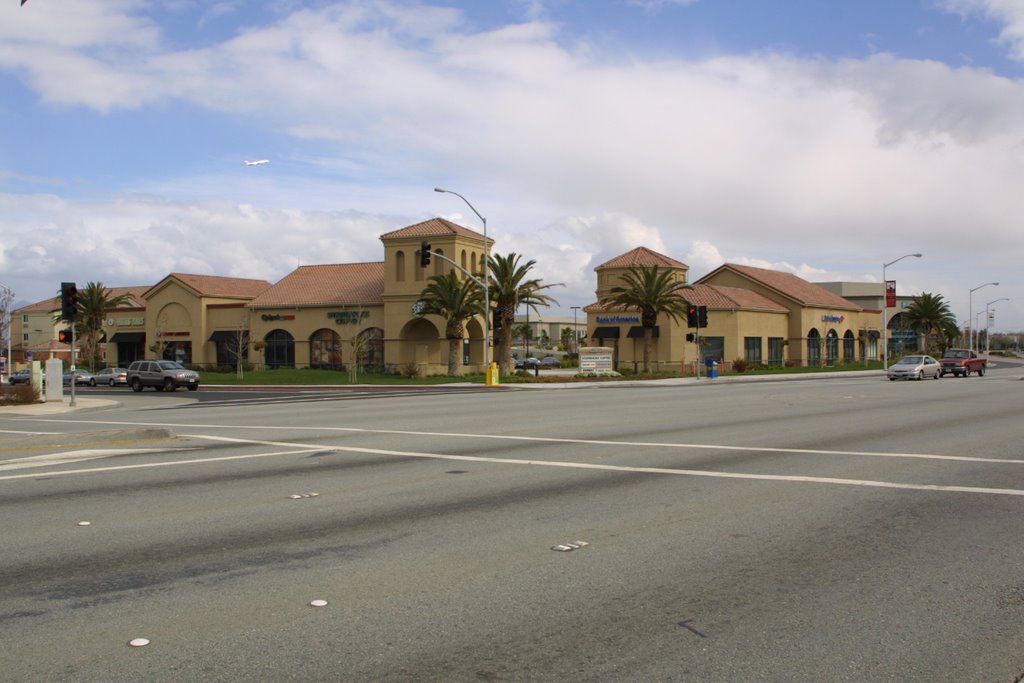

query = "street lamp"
[
  {"left": 0, "top": 281, "right": 12, "bottom": 382},
  {"left": 969, "top": 282, "right": 998, "bottom": 353},
  {"left": 570, "top": 306, "right": 581, "bottom": 354},
  {"left": 434, "top": 187, "right": 491, "bottom": 380},
  {"left": 882, "top": 253, "right": 922, "bottom": 370},
  {"left": 984, "top": 297, "right": 1009, "bottom": 356}
]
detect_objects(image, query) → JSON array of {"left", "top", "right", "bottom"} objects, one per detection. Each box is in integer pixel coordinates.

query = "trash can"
[{"left": 705, "top": 358, "right": 719, "bottom": 379}]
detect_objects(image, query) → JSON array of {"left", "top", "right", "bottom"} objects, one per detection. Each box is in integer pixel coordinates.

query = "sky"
[{"left": 1, "top": 0, "right": 1021, "bottom": 333}]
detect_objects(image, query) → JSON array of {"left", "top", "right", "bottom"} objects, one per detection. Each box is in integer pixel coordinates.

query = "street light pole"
[
  {"left": 570, "top": 306, "right": 580, "bottom": 355},
  {"left": 984, "top": 297, "right": 1008, "bottom": 356},
  {"left": 969, "top": 282, "right": 999, "bottom": 353},
  {"left": 0, "top": 281, "right": 12, "bottom": 382},
  {"left": 881, "top": 253, "right": 922, "bottom": 370},
  {"left": 434, "top": 187, "right": 491, "bottom": 381}
]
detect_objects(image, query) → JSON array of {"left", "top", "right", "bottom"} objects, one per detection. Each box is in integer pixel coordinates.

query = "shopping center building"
[
  {"left": 10, "top": 219, "right": 888, "bottom": 375},
  {"left": 583, "top": 247, "right": 881, "bottom": 372}
]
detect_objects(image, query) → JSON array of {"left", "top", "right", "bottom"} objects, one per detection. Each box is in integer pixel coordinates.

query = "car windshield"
[
  {"left": 943, "top": 350, "right": 969, "bottom": 359},
  {"left": 158, "top": 361, "right": 185, "bottom": 370},
  {"left": 899, "top": 356, "right": 923, "bottom": 364}
]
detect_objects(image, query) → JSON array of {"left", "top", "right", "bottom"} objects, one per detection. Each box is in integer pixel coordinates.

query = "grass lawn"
[{"left": 195, "top": 360, "right": 883, "bottom": 386}]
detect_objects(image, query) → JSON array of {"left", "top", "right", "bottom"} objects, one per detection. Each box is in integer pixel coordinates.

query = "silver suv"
[{"left": 127, "top": 360, "right": 200, "bottom": 392}]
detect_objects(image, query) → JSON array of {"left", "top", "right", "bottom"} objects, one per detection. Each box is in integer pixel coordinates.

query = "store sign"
[
  {"left": 106, "top": 317, "right": 144, "bottom": 326},
  {"left": 822, "top": 314, "right": 845, "bottom": 323},
  {"left": 328, "top": 311, "right": 369, "bottom": 324},
  {"left": 580, "top": 346, "right": 614, "bottom": 373},
  {"left": 261, "top": 314, "right": 295, "bottom": 321},
  {"left": 596, "top": 315, "right": 640, "bottom": 324}
]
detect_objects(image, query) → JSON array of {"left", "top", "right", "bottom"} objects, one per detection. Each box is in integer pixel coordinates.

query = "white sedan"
[{"left": 887, "top": 355, "right": 942, "bottom": 381}]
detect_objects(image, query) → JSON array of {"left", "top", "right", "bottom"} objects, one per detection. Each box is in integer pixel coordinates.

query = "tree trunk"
[{"left": 642, "top": 327, "right": 653, "bottom": 373}]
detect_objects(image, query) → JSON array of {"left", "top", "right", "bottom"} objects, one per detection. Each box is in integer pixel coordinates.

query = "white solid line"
[
  {"left": 3, "top": 432, "right": 1020, "bottom": 498},
  {"left": 29, "top": 417, "right": 1024, "bottom": 467}
]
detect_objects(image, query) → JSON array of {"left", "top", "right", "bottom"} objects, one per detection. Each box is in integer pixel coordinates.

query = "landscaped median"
[{"left": 194, "top": 361, "right": 886, "bottom": 387}]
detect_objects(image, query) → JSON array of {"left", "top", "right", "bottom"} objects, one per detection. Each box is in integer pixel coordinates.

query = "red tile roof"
[
  {"left": 678, "top": 284, "right": 789, "bottom": 313},
  {"left": 596, "top": 247, "right": 688, "bottom": 270},
  {"left": 699, "top": 264, "right": 862, "bottom": 310},
  {"left": 583, "top": 283, "right": 787, "bottom": 313},
  {"left": 380, "top": 217, "right": 491, "bottom": 243},
  {"left": 151, "top": 273, "right": 273, "bottom": 299},
  {"left": 251, "top": 262, "right": 385, "bottom": 308},
  {"left": 14, "top": 298, "right": 59, "bottom": 314}
]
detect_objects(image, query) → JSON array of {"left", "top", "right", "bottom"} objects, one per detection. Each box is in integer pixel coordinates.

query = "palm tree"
[
  {"left": 902, "top": 292, "right": 959, "bottom": 355},
  {"left": 416, "top": 271, "right": 484, "bottom": 376},
  {"left": 56, "top": 282, "right": 131, "bottom": 370},
  {"left": 487, "top": 253, "right": 560, "bottom": 376},
  {"left": 600, "top": 265, "right": 690, "bottom": 373}
]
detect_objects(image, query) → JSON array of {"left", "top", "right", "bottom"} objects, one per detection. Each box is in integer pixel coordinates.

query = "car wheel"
[
  {"left": 109, "top": 379, "right": 116, "bottom": 387},
  {"left": 916, "top": 370, "right": 923, "bottom": 380},
  {"left": 963, "top": 368, "right": 970, "bottom": 377},
  {"left": 187, "top": 384, "right": 198, "bottom": 391},
  {"left": 131, "top": 378, "right": 143, "bottom": 392},
  {"left": 978, "top": 365, "right": 985, "bottom": 376},
  {"left": 89, "top": 378, "right": 96, "bottom": 386},
  {"left": 163, "top": 378, "right": 176, "bottom": 392},
  {"left": 889, "top": 377, "right": 896, "bottom": 381}
]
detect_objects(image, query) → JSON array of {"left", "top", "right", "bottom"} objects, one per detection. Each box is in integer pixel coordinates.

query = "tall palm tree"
[
  {"left": 57, "top": 282, "right": 131, "bottom": 370},
  {"left": 416, "top": 271, "right": 484, "bottom": 376},
  {"left": 902, "top": 292, "right": 959, "bottom": 354},
  {"left": 600, "top": 265, "right": 690, "bottom": 373},
  {"left": 486, "top": 253, "right": 560, "bottom": 376}
]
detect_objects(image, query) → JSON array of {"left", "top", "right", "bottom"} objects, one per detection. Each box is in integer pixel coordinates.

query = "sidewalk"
[{"left": 0, "top": 396, "right": 121, "bottom": 416}]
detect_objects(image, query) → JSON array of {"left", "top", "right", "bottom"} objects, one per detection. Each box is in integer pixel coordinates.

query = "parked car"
[
  {"left": 94, "top": 367, "right": 129, "bottom": 386},
  {"left": 886, "top": 355, "right": 942, "bottom": 381},
  {"left": 515, "top": 357, "right": 541, "bottom": 370},
  {"left": 127, "top": 360, "right": 200, "bottom": 392},
  {"left": 8, "top": 369, "right": 32, "bottom": 385},
  {"left": 540, "top": 356, "right": 561, "bottom": 368},
  {"left": 63, "top": 370, "right": 96, "bottom": 386}
]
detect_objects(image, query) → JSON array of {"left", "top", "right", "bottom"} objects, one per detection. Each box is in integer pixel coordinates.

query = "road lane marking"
[
  {"left": 0, "top": 448, "right": 182, "bottom": 472},
  {"left": 3, "top": 433, "right": 1022, "bottom": 498},
  {"left": 27, "top": 417, "right": 1024, "bottom": 467}
]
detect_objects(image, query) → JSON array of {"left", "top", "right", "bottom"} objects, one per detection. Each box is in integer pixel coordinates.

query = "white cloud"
[{"left": 1, "top": 1, "right": 1023, "bottom": 326}]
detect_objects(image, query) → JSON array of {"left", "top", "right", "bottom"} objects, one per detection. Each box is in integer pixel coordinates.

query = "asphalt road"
[{"left": 1, "top": 364, "right": 1023, "bottom": 681}]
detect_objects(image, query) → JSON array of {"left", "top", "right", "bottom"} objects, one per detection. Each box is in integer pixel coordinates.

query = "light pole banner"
[{"left": 885, "top": 280, "right": 896, "bottom": 308}]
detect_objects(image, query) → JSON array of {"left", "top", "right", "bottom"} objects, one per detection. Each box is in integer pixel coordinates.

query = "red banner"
[{"left": 885, "top": 280, "right": 896, "bottom": 308}]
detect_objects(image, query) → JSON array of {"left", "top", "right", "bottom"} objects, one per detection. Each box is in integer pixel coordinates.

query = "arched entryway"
[
  {"left": 398, "top": 318, "right": 442, "bottom": 367},
  {"left": 843, "top": 330, "right": 855, "bottom": 362},
  {"left": 356, "top": 327, "right": 384, "bottom": 369}
]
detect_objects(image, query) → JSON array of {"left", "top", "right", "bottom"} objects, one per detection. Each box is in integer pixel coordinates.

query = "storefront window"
[
  {"left": 825, "top": 330, "right": 839, "bottom": 366},
  {"left": 843, "top": 331, "right": 855, "bottom": 362},
  {"left": 310, "top": 329, "right": 342, "bottom": 369},
  {"left": 807, "top": 329, "right": 821, "bottom": 366},
  {"left": 356, "top": 327, "right": 384, "bottom": 370},
  {"left": 265, "top": 329, "right": 294, "bottom": 369},
  {"left": 768, "top": 337, "right": 785, "bottom": 366},
  {"left": 744, "top": 337, "right": 762, "bottom": 363}
]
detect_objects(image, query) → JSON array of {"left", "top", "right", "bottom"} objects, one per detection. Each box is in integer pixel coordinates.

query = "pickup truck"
[{"left": 938, "top": 348, "right": 987, "bottom": 377}]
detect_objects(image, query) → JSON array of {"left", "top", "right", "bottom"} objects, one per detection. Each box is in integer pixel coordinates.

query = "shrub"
[
  {"left": 399, "top": 362, "right": 420, "bottom": 379},
  {"left": 0, "top": 383, "right": 40, "bottom": 405},
  {"left": 732, "top": 358, "right": 752, "bottom": 373}
]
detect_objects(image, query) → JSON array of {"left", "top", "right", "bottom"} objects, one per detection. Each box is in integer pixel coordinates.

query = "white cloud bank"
[{"left": 0, "top": 1, "right": 1021, "bottom": 326}]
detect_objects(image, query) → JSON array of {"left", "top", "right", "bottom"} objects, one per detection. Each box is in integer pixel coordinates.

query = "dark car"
[
  {"left": 127, "top": 360, "right": 200, "bottom": 392},
  {"left": 515, "top": 357, "right": 541, "bottom": 370},
  {"left": 8, "top": 369, "right": 33, "bottom": 385},
  {"left": 540, "top": 356, "right": 561, "bottom": 368}
]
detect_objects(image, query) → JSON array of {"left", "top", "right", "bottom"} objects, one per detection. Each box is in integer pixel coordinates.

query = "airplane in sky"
[{"left": 244, "top": 159, "right": 269, "bottom": 166}]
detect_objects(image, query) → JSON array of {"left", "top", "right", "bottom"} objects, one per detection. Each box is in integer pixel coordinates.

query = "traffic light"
[
  {"left": 58, "top": 329, "right": 71, "bottom": 343},
  {"left": 60, "top": 282, "right": 78, "bottom": 321},
  {"left": 698, "top": 305, "right": 708, "bottom": 328},
  {"left": 419, "top": 241, "right": 431, "bottom": 267},
  {"left": 686, "top": 305, "right": 698, "bottom": 328}
]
